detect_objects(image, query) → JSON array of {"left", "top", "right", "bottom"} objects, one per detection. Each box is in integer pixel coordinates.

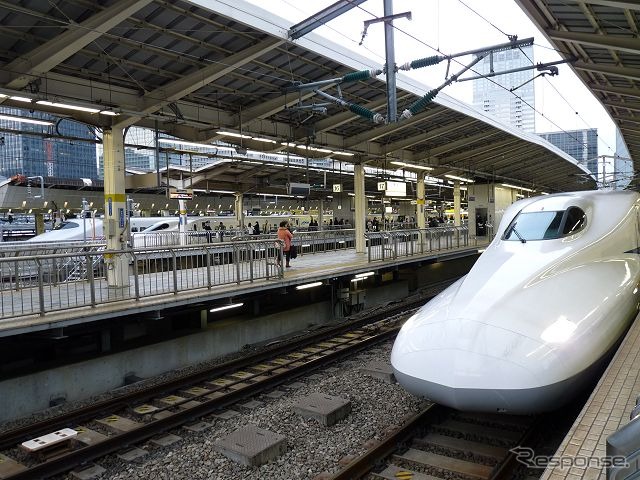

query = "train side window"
[{"left": 561, "top": 207, "right": 586, "bottom": 236}]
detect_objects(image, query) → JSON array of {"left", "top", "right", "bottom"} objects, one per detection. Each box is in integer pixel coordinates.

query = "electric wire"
[{"left": 456, "top": 0, "right": 615, "bottom": 156}]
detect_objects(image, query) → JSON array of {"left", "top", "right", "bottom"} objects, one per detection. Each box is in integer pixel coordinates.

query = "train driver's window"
[
  {"left": 561, "top": 207, "right": 586, "bottom": 236},
  {"left": 503, "top": 211, "right": 564, "bottom": 241},
  {"left": 57, "top": 222, "right": 79, "bottom": 230}
]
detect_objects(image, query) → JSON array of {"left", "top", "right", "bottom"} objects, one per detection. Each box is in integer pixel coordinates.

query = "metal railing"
[
  {"left": 366, "top": 226, "right": 470, "bottom": 262},
  {"left": 0, "top": 227, "right": 481, "bottom": 320},
  {"left": 0, "top": 239, "right": 284, "bottom": 319}
]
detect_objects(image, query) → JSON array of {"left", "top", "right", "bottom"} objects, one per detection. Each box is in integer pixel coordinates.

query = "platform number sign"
[
  {"left": 118, "top": 208, "right": 125, "bottom": 228},
  {"left": 333, "top": 184, "right": 343, "bottom": 193},
  {"left": 377, "top": 181, "right": 386, "bottom": 191}
]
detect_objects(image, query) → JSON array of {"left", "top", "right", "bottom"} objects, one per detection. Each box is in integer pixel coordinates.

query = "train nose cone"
[{"left": 390, "top": 319, "right": 545, "bottom": 412}]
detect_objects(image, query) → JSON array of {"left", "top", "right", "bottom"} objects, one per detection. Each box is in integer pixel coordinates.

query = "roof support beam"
[
  {"left": 591, "top": 83, "right": 640, "bottom": 100},
  {"left": 289, "top": 0, "right": 367, "bottom": 39},
  {"left": 546, "top": 29, "right": 640, "bottom": 55},
  {"left": 423, "top": 130, "right": 502, "bottom": 159},
  {"left": 345, "top": 106, "right": 446, "bottom": 149},
  {"left": 115, "top": 38, "right": 284, "bottom": 129},
  {"left": 4, "top": 0, "right": 154, "bottom": 90},
  {"left": 574, "top": 61, "right": 640, "bottom": 82},
  {"left": 381, "top": 118, "right": 477, "bottom": 155},
  {"left": 604, "top": 100, "right": 640, "bottom": 114},
  {"left": 578, "top": 1, "right": 640, "bottom": 11}
]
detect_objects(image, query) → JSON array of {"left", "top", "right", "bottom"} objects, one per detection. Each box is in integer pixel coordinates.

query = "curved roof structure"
[
  {"left": 517, "top": 0, "right": 639, "bottom": 186},
  {"left": 0, "top": 0, "right": 596, "bottom": 196}
]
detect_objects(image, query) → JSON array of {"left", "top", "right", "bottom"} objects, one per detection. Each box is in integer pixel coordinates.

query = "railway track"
[
  {"left": 0, "top": 282, "right": 458, "bottom": 479},
  {"left": 330, "top": 403, "right": 542, "bottom": 480}
]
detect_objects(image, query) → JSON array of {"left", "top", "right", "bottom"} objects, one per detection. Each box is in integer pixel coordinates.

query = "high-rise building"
[
  {"left": 0, "top": 107, "right": 97, "bottom": 180},
  {"left": 472, "top": 45, "right": 535, "bottom": 132},
  {"left": 538, "top": 129, "right": 598, "bottom": 176},
  {"left": 614, "top": 129, "right": 633, "bottom": 189}
]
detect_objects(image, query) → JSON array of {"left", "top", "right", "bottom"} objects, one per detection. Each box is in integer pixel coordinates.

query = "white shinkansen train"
[
  {"left": 391, "top": 190, "right": 640, "bottom": 413},
  {"left": 27, "top": 214, "right": 312, "bottom": 242}
]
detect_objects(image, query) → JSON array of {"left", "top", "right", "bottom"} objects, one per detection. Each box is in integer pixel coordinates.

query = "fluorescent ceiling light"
[
  {"left": 501, "top": 183, "right": 535, "bottom": 193},
  {"left": 333, "top": 151, "right": 354, "bottom": 156},
  {"left": 296, "top": 281, "right": 323, "bottom": 290},
  {"left": 36, "top": 100, "right": 100, "bottom": 113},
  {"left": 281, "top": 142, "right": 296, "bottom": 147},
  {"left": 158, "top": 138, "right": 217, "bottom": 149},
  {"left": 445, "top": 174, "right": 474, "bottom": 183},
  {"left": 209, "top": 302, "right": 244, "bottom": 313},
  {"left": 390, "top": 161, "right": 433, "bottom": 171},
  {"left": 100, "top": 110, "right": 119, "bottom": 116},
  {"left": 251, "top": 137, "right": 276, "bottom": 143},
  {"left": 216, "top": 131, "right": 251, "bottom": 139},
  {"left": 354, "top": 271, "right": 375, "bottom": 279},
  {"left": 0, "top": 114, "right": 53, "bottom": 126},
  {"left": 10, "top": 96, "right": 32, "bottom": 103}
]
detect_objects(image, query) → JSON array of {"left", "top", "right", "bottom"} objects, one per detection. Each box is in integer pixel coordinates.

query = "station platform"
[
  {"left": 0, "top": 240, "right": 484, "bottom": 338},
  {"left": 542, "top": 312, "right": 640, "bottom": 480}
]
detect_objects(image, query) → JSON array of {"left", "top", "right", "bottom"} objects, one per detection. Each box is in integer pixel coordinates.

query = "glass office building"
[
  {"left": 538, "top": 129, "right": 598, "bottom": 176},
  {"left": 0, "top": 106, "right": 97, "bottom": 180},
  {"left": 472, "top": 45, "right": 535, "bottom": 133}
]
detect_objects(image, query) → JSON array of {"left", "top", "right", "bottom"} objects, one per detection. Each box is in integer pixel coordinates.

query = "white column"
[
  {"left": 354, "top": 164, "right": 367, "bottom": 253},
  {"left": 453, "top": 181, "right": 461, "bottom": 227},
  {"left": 178, "top": 198, "right": 188, "bottom": 245},
  {"left": 103, "top": 127, "right": 129, "bottom": 287},
  {"left": 234, "top": 193, "right": 244, "bottom": 230},
  {"left": 416, "top": 176, "right": 425, "bottom": 230}
]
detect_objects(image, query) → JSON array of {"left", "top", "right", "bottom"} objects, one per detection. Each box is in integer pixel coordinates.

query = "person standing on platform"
[
  {"left": 277, "top": 220, "right": 293, "bottom": 268},
  {"left": 253, "top": 222, "right": 261, "bottom": 235}
]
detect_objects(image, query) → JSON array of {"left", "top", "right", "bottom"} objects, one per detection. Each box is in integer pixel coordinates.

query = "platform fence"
[
  {"left": 0, "top": 239, "right": 284, "bottom": 319},
  {"left": 366, "top": 226, "right": 470, "bottom": 262}
]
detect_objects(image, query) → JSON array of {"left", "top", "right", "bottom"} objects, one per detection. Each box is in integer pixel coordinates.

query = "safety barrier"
[
  {"left": 366, "top": 226, "right": 470, "bottom": 262},
  {"left": 0, "top": 239, "right": 284, "bottom": 319}
]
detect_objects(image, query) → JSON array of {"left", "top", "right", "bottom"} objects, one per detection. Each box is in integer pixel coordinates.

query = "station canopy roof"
[
  {"left": 0, "top": 0, "right": 596, "bottom": 199},
  {"left": 517, "top": 0, "right": 640, "bottom": 188}
]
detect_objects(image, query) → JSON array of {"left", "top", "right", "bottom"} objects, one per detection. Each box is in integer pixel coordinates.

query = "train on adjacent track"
[
  {"left": 27, "top": 214, "right": 313, "bottom": 242},
  {"left": 391, "top": 189, "right": 640, "bottom": 413}
]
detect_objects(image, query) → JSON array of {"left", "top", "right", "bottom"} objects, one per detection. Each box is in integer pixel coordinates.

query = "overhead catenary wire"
[
  {"left": 454, "top": 0, "right": 616, "bottom": 156},
  {"left": 343, "top": 0, "right": 610, "bottom": 160}
]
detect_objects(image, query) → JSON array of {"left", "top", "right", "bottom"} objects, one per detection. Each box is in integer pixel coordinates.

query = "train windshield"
[
  {"left": 53, "top": 221, "right": 79, "bottom": 230},
  {"left": 503, "top": 206, "right": 586, "bottom": 241}
]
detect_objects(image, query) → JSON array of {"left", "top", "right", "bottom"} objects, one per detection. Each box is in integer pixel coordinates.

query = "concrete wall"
[
  {"left": 0, "top": 279, "right": 412, "bottom": 422},
  {"left": 0, "top": 300, "right": 332, "bottom": 422}
]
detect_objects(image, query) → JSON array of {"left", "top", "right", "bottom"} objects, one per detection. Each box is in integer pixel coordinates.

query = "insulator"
[
  {"left": 408, "top": 89, "right": 439, "bottom": 116},
  {"left": 410, "top": 55, "right": 445, "bottom": 70},
  {"left": 342, "top": 69, "right": 380, "bottom": 83},
  {"left": 348, "top": 103, "right": 382, "bottom": 122}
]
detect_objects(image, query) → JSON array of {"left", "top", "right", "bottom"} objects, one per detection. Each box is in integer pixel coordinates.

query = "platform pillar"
[
  {"left": 235, "top": 193, "right": 244, "bottom": 230},
  {"left": 318, "top": 199, "right": 324, "bottom": 230},
  {"left": 103, "top": 126, "right": 129, "bottom": 288},
  {"left": 354, "top": 164, "right": 366, "bottom": 253},
  {"left": 453, "top": 181, "right": 461, "bottom": 227},
  {"left": 416, "top": 176, "right": 425, "bottom": 230}
]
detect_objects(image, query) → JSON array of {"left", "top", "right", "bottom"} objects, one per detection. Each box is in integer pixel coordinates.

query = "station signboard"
[{"left": 168, "top": 187, "right": 194, "bottom": 200}]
